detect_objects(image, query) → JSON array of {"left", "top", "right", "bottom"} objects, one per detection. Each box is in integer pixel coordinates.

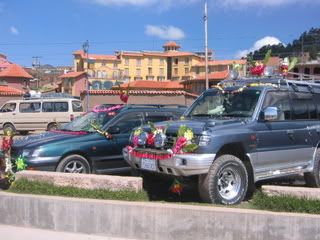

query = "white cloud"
[
  {"left": 10, "top": 26, "right": 19, "bottom": 35},
  {"left": 215, "top": 0, "right": 320, "bottom": 7},
  {"left": 236, "top": 36, "right": 282, "bottom": 58},
  {"left": 145, "top": 25, "right": 185, "bottom": 40}
]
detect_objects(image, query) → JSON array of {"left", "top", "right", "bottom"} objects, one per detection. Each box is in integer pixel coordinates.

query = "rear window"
[
  {"left": 42, "top": 102, "right": 68, "bottom": 112},
  {"left": 19, "top": 102, "right": 41, "bottom": 113},
  {"left": 72, "top": 101, "right": 83, "bottom": 112}
]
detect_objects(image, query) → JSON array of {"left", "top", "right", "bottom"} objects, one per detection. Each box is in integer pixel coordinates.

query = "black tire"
[
  {"left": 56, "top": 154, "right": 91, "bottom": 174},
  {"left": 198, "top": 154, "right": 248, "bottom": 205},
  {"left": 3, "top": 123, "right": 16, "bottom": 135},
  {"left": 47, "top": 123, "right": 58, "bottom": 131},
  {"left": 304, "top": 149, "right": 320, "bottom": 187}
]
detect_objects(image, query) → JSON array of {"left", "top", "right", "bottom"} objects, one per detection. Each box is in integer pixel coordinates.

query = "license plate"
[{"left": 141, "top": 158, "right": 157, "bottom": 171}]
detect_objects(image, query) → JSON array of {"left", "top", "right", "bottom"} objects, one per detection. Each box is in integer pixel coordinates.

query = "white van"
[{"left": 0, "top": 97, "right": 83, "bottom": 134}]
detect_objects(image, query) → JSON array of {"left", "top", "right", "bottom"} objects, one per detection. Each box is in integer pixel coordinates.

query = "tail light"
[{"left": 70, "top": 114, "right": 74, "bottom": 121}]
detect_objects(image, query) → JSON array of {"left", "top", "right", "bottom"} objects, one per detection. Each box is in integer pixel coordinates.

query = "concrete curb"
[
  {"left": 262, "top": 185, "right": 320, "bottom": 200},
  {"left": 0, "top": 192, "right": 320, "bottom": 240},
  {"left": 15, "top": 170, "right": 142, "bottom": 192}
]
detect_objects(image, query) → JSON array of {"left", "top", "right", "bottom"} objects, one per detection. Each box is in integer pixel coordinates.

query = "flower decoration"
[
  {"left": 120, "top": 90, "right": 129, "bottom": 103},
  {"left": 170, "top": 179, "right": 183, "bottom": 195},
  {"left": 15, "top": 156, "right": 27, "bottom": 171},
  {"left": 92, "top": 104, "right": 123, "bottom": 113},
  {"left": 249, "top": 49, "right": 272, "bottom": 77},
  {"left": 128, "top": 123, "right": 198, "bottom": 161},
  {"left": 280, "top": 57, "right": 298, "bottom": 78},
  {"left": 91, "top": 122, "right": 112, "bottom": 139}
]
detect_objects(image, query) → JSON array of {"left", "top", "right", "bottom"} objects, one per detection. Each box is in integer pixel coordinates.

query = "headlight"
[
  {"left": 22, "top": 148, "right": 42, "bottom": 158},
  {"left": 138, "top": 132, "right": 148, "bottom": 146},
  {"left": 199, "top": 135, "right": 211, "bottom": 146}
]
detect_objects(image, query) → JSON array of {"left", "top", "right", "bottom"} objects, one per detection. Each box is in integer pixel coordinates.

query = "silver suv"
[{"left": 124, "top": 78, "right": 320, "bottom": 204}]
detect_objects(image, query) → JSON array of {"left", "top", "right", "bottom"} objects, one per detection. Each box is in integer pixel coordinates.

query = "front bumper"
[
  {"left": 25, "top": 156, "right": 60, "bottom": 172},
  {"left": 123, "top": 147, "right": 216, "bottom": 177}
]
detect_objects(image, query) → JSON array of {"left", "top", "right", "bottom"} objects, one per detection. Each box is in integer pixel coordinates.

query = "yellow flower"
[
  {"left": 134, "top": 127, "right": 142, "bottom": 136},
  {"left": 180, "top": 116, "right": 185, "bottom": 120},
  {"left": 184, "top": 129, "right": 194, "bottom": 141}
]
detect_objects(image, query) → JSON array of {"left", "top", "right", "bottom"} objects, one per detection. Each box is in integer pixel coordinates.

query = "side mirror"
[
  {"left": 107, "top": 126, "right": 121, "bottom": 134},
  {"left": 261, "top": 107, "right": 278, "bottom": 121}
]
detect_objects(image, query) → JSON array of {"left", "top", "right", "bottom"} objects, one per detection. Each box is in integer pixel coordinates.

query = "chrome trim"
[
  {"left": 27, "top": 156, "right": 60, "bottom": 165},
  {"left": 124, "top": 148, "right": 216, "bottom": 177}
]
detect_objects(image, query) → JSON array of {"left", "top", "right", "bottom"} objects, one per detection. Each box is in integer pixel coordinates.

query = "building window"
[
  {"left": 113, "top": 71, "right": 118, "bottom": 79},
  {"left": 174, "top": 68, "right": 178, "bottom": 75},
  {"left": 136, "top": 69, "right": 141, "bottom": 76},
  {"left": 160, "top": 58, "right": 164, "bottom": 66},
  {"left": 314, "top": 67, "right": 320, "bottom": 75},
  {"left": 101, "top": 61, "right": 106, "bottom": 66},
  {"left": 125, "top": 58, "right": 129, "bottom": 66},
  {"left": 148, "top": 67, "right": 152, "bottom": 76},
  {"left": 304, "top": 67, "right": 310, "bottom": 75},
  {"left": 185, "top": 67, "right": 189, "bottom": 75},
  {"left": 159, "top": 68, "right": 164, "bottom": 76},
  {"left": 136, "top": 59, "right": 141, "bottom": 67},
  {"left": 124, "top": 68, "right": 129, "bottom": 76},
  {"left": 148, "top": 58, "right": 153, "bottom": 66},
  {"left": 174, "top": 58, "right": 178, "bottom": 65},
  {"left": 113, "top": 63, "right": 118, "bottom": 69},
  {"left": 196, "top": 67, "right": 200, "bottom": 75},
  {"left": 185, "top": 57, "right": 189, "bottom": 65}
]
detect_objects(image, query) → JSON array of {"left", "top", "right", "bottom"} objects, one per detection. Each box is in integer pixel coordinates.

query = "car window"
[
  {"left": 19, "top": 102, "right": 41, "bottom": 113},
  {"left": 42, "top": 102, "right": 68, "bottom": 112},
  {"left": 262, "top": 91, "right": 291, "bottom": 121},
  {"left": 291, "top": 92, "right": 316, "bottom": 120},
  {"left": 145, "top": 112, "right": 174, "bottom": 123},
  {"left": 1, "top": 103, "right": 16, "bottom": 112},
  {"left": 112, "top": 112, "right": 143, "bottom": 134},
  {"left": 72, "top": 101, "right": 83, "bottom": 112}
]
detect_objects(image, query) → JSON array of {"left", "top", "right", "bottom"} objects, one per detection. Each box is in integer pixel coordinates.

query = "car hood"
[
  {"left": 13, "top": 131, "right": 93, "bottom": 149},
  {"left": 157, "top": 118, "right": 246, "bottom": 135}
]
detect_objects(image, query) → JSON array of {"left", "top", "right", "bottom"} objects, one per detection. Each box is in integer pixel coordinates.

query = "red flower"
[
  {"left": 147, "top": 133, "right": 155, "bottom": 146},
  {"left": 250, "top": 64, "right": 265, "bottom": 76},
  {"left": 120, "top": 91, "right": 129, "bottom": 103},
  {"left": 173, "top": 137, "right": 187, "bottom": 154},
  {"left": 170, "top": 180, "right": 183, "bottom": 194},
  {"left": 2, "top": 138, "right": 13, "bottom": 152}
]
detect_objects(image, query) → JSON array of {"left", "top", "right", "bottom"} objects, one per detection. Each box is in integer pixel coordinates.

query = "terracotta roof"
[
  {"left": 113, "top": 80, "right": 184, "bottom": 90},
  {"left": 194, "top": 59, "right": 246, "bottom": 67},
  {"left": 184, "top": 70, "right": 229, "bottom": 82},
  {"left": 59, "top": 71, "right": 87, "bottom": 79},
  {"left": 163, "top": 41, "right": 181, "bottom": 48},
  {"left": 84, "top": 89, "right": 198, "bottom": 97},
  {"left": 0, "top": 85, "right": 23, "bottom": 96},
  {"left": 0, "top": 64, "right": 33, "bottom": 79},
  {"left": 73, "top": 50, "right": 120, "bottom": 61}
]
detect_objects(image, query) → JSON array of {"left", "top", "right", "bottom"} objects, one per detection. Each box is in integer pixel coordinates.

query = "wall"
[
  {"left": 0, "top": 95, "right": 22, "bottom": 107},
  {"left": 81, "top": 93, "right": 197, "bottom": 110},
  {"left": 0, "top": 192, "right": 319, "bottom": 240}
]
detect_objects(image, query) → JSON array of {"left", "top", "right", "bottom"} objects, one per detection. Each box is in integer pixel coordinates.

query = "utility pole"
[
  {"left": 204, "top": 1, "right": 209, "bottom": 90},
  {"left": 82, "top": 40, "right": 90, "bottom": 111},
  {"left": 32, "top": 56, "right": 41, "bottom": 89}
]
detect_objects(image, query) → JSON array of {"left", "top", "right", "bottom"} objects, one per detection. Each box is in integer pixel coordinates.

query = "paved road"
[{"left": 0, "top": 224, "right": 135, "bottom": 240}]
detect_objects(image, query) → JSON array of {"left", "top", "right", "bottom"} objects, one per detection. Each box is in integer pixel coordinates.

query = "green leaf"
[
  {"left": 263, "top": 49, "right": 272, "bottom": 65},
  {"left": 182, "top": 144, "right": 198, "bottom": 153},
  {"left": 288, "top": 57, "right": 298, "bottom": 71},
  {"left": 148, "top": 122, "right": 156, "bottom": 132},
  {"left": 177, "top": 125, "right": 187, "bottom": 137}
]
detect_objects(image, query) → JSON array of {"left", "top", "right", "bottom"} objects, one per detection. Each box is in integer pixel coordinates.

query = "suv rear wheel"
[
  {"left": 198, "top": 154, "right": 248, "bottom": 205},
  {"left": 304, "top": 149, "right": 320, "bottom": 187},
  {"left": 56, "top": 154, "right": 91, "bottom": 174}
]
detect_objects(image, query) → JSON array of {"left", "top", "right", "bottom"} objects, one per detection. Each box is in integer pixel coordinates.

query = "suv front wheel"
[
  {"left": 56, "top": 154, "right": 91, "bottom": 174},
  {"left": 198, "top": 154, "right": 248, "bottom": 205}
]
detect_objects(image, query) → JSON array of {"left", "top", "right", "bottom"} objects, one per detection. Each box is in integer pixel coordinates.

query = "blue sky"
[{"left": 0, "top": 0, "right": 319, "bottom": 67}]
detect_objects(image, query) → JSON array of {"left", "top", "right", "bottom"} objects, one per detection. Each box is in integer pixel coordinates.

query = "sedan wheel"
[{"left": 56, "top": 154, "right": 90, "bottom": 174}]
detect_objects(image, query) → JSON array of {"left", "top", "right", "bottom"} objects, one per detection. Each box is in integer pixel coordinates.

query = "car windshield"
[
  {"left": 187, "top": 88, "right": 261, "bottom": 118},
  {"left": 61, "top": 111, "right": 115, "bottom": 132}
]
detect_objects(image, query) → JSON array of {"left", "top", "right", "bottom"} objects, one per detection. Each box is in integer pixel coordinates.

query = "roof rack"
[
  {"left": 125, "top": 104, "right": 187, "bottom": 109},
  {"left": 23, "top": 92, "right": 78, "bottom": 100}
]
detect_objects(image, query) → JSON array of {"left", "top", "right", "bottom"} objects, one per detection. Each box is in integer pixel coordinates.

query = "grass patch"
[
  {"left": 8, "top": 178, "right": 149, "bottom": 202},
  {"left": 251, "top": 191, "right": 320, "bottom": 214}
]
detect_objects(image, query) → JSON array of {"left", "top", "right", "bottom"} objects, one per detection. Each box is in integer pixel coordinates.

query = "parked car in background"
[
  {"left": 12, "top": 104, "right": 186, "bottom": 174},
  {"left": 0, "top": 95, "right": 83, "bottom": 134}
]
